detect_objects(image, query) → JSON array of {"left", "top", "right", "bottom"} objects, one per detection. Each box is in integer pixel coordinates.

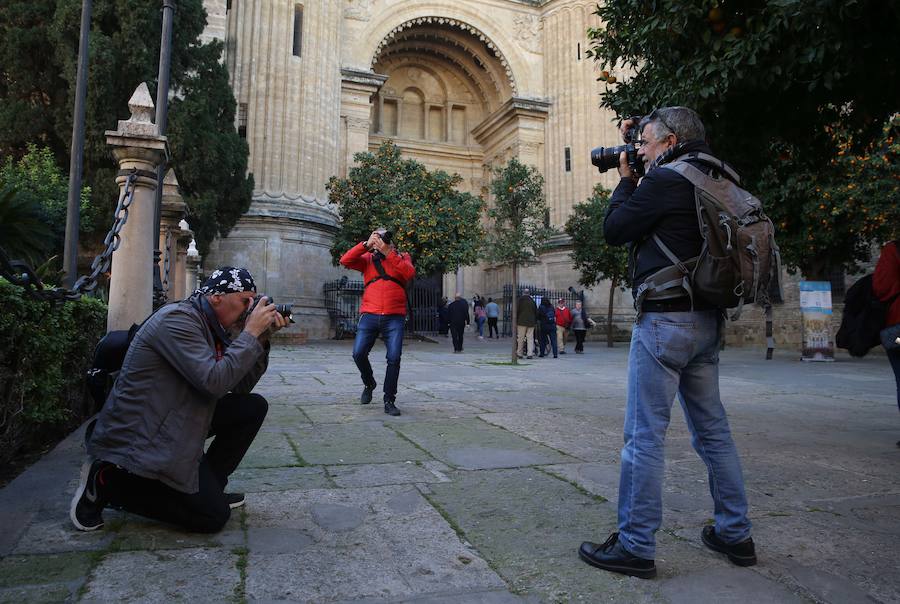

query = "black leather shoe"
[
  {"left": 384, "top": 400, "right": 401, "bottom": 416},
  {"left": 360, "top": 382, "right": 376, "bottom": 405},
  {"left": 578, "top": 533, "right": 656, "bottom": 579},
  {"left": 701, "top": 526, "right": 757, "bottom": 567}
]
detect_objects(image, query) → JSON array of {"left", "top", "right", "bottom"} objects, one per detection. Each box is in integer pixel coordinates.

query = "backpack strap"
[{"left": 669, "top": 152, "right": 742, "bottom": 186}]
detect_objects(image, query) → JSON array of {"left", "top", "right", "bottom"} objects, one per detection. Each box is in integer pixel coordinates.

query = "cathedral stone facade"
[{"left": 201, "top": 0, "right": 628, "bottom": 340}]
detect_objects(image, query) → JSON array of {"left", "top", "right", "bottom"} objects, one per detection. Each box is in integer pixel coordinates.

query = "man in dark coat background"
[{"left": 447, "top": 293, "right": 470, "bottom": 353}]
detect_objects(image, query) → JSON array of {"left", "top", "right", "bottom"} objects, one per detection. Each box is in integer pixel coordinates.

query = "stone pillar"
[
  {"left": 185, "top": 239, "right": 201, "bottom": 296},
  {"left": 340, "top": 68, "right": 388, "bottom": 174},
  {"left": 173, "top": 219, "right": 194, "bottom": 300},
  {"left": 104, "top": 83, "right": 169, "bottom": 332},
  {"left": 159, "top": 169, "right": 186, "bottom": 301}
]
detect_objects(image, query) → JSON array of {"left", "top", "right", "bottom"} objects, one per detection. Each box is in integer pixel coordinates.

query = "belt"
[{"left": 641, "top": 297, "right": 716, "bottom": 313}]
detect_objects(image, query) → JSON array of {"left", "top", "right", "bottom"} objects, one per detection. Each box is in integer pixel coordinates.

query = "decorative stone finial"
[
  {"left": 162, "top": 168, "right": 180, "bottom": 197},
  {"left": 116, "top": 82, "right": 158, "bottom": 136},
  {"left": 187, "top": 239, "right": 199, "bottom": 257},
  {"left": 179, "top": 219, "right": 189, "bottom": 231}
]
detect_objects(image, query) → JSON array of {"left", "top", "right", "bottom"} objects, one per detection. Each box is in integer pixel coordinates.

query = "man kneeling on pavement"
[{"left": 71, "top": 267, "right": 288, "bottom": 533}]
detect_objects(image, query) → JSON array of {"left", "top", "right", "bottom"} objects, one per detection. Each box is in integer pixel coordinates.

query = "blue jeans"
[
  {"left": 617, "top": 310, "right": 751, "bottom": 559},
  {"left": 475, "top": 316, "right": 486, "bottom": 336},
  {"left": 352, "top": 313, "right": 405, "bottom": 403}
]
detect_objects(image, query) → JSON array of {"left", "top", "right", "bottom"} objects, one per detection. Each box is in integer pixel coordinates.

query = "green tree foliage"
[
  {"left": 482, "top": 158, "right": 554, "bottom": 363},
  {"left": 327, "top": 140, "right": 485, "bottom": 277},
  {"left": 564, "top": 185, "right": 629, "bottom": 346},
  {"left": 0, "top": 279, "right": 106, "bottom": 467},
  {"left": 0, "top": 144, "right": 93, "bottom": 262},
  {"left": 0, "top": 0, "right": 252, "bottom": 255},
  {"left": 0, "top": 185, "right": 53, "bottom": 264},
  {"left": 587, "top": 0, "right": 900, "bottom": 277}
]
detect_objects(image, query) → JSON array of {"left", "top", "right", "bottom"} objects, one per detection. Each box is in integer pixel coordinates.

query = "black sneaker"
[
  {"left": 578, "top": 532, "right": 656, "bottom": 579},
  {"left": 225, "top": 492, "right": 245, "bottom": 509},
  {"left": 70, "top": 459, "right": 110, "bottom": 531},
  {"left": 361, "top": 382, "right": 376, "bottom": 405},
  {"left": 701, "top": 526, "right": 757, "bottom": 567},
  {"left": 384, "top": 400, "right": 401, "bottom": 416}
]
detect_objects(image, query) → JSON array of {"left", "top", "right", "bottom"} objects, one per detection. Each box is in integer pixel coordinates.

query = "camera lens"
[{"left": 591, "top": 144, "right": 630, "bottom": 173}]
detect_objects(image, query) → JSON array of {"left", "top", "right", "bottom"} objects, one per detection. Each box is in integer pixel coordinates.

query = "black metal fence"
[
  {"left": 323, "top": 275, "right": 445, "bottom": 339},
  {"left": 324, "top": 279, "right": 583, "bottom": 340},
  {"left": 500, "top": 284, "right": 582, "bottom": 337}
]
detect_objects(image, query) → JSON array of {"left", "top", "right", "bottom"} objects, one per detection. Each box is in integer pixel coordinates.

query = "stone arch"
[
  {"left": 370, "top": 16, "right": 518, "bottom": 96},
  {"left": 356, "top": 6, "right": 534, "bottom": 96}
]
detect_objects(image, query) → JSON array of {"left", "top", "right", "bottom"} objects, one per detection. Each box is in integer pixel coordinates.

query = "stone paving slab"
[
  {"left": 1, "top": 339, "right": 898, "bottom": 602},
  {"left": 244, "top": 486, "right": 506, "bottom": 602},
  {"left": 80, "top": 547, "right": 240, "bottom": 602},
  {"left": 327, "top": 460, "right": 453, "bottom": 488},
  {"left": 229, "top": 465, "right": 334, "bottom": 493},
  {"left": 287, "top": 421, "right": 433, "bottom": 465},
  {"left": 394, "top": 418, "right": 577, "bottom": 470}
]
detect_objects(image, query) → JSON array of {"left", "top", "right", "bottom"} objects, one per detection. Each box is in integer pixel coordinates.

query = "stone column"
[
  {"left": 185, "top": 239, "right": 201, "bottom": 296},
  {"left": 173, "top": 219, "right": 194, "bottom": 300},
  {"left": 159, "top": 169, "right": 186, "bottom": 301},
  {"left": 340, "top": 68, "right": 388, "bottom": 174},
  {"left": 104, "top": 83, "right": 169, "bottom": 332}
]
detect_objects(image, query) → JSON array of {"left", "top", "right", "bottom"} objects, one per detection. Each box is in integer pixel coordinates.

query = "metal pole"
[
  {"left": 63, "top": 0, "right": 92, "bottom": 289},
  {"left": 152, "top": 0, "right": 176, "bottom": 305}
]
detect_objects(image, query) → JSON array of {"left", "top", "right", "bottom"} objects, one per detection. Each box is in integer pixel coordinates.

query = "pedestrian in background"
[
  {"left": 555, "top": 298, "right": 573, "bottom": 354},
  {"left": 448, "top": 293, "right": 470, "bottom": 353},
  {"left": 474, "top": 303, "right": 487, "bottom": 339},
  {"left": 485, "top": 297, "right": 500, "bottom": 338},
  {"left": 538, "top": 297, "right": 558, "bottom": 358},
  {"left": 873, "top": 238, "right": 900, "bottom": 447},
  {"left": 571, "top": 300, "right": 592, "bottom": 354},
  {"left": 516, "top": 289, "right": 537, "bottom": 359},
  {"left": 437, "top": 297, "right": 449, "bottom": 337}
]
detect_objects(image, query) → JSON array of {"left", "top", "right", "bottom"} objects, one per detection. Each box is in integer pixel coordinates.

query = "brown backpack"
[{"left": 635, "top": 152, "right": 783, "bottom": 319}]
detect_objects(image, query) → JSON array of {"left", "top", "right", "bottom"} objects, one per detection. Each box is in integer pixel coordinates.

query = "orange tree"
[
  {"left": 327, "top": 140, "right": 484, "bottom": 277},
  {"left": 564, "top": 184, "right": 629, "bottom": 347},
  {"left": 482, "top": 159, "right": 555, "bottom": 363},
  {"left": 588, "top": 0, "right": 900, "bottom": 277}
]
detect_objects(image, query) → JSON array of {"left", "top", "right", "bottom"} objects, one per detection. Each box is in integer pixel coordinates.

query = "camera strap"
[{"left": 365, "top": 254, "right": 412, "bottom": 316}]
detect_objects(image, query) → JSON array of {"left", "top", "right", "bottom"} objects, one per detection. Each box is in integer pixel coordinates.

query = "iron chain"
[{"left": 0, "top": 170, "right": 139, "bottom": 305}]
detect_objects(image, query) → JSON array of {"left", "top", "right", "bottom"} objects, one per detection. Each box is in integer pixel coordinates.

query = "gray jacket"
[{"left": 88, "top": 298, "right": 267, "bottom": 493}]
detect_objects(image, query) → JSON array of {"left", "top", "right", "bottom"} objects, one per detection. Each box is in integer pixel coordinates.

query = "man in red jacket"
[
  {"left": 555, "top": 299, "right": 573, "bottom": 355},
  {"left": 340, "top": 229, "right": 416, "bottom": 416}
]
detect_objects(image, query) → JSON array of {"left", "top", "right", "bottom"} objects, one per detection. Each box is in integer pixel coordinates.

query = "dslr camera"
[
  {"left": 375, "top": 228, "right": 393, "bottom": 246},
  {"left": 590, "top": 115, "right": 645, "bottom": 177},
  {"left": 248, "top": 294, "right": 295, "bottom": 324}
]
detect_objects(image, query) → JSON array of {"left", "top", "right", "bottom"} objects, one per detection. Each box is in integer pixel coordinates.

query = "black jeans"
[
  {"left": 888, "top": 346, "right": 900, "bottom": 412},
  {"left": 102, "top": 392, "right": 268, "bottom": 533},
  {"left": 539, "top": 322, "right": 557, "bottom": 357},
  {"left": 574, "top": 329, "right": 586, "bottom": 352},
  {"left": 450, "top": 322, "right": 466, "bottom": 351},
  {"left": 487, "top": 317, "right": 498, "bottom": 338}
]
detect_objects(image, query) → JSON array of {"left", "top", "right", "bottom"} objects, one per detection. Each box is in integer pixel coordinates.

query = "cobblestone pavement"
[{"left": 1, "top": 335, "right": 898, "bottom": 603}]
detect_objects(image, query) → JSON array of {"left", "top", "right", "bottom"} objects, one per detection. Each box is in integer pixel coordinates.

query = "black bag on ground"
[{"left": 835, "top": 275, "right": 891, "bottom": 357}]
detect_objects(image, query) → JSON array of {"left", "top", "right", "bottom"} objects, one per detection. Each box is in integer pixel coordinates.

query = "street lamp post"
[
  {"left": 152, "top": 0, "right": 176, "bottom": 306},
  {"left": 63, "top": 0, "right": 93, "bottom": 289}
]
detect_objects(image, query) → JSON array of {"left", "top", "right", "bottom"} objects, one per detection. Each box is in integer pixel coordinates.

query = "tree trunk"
[
  {"left": 607, "top": 277, "right": 617, "bottom": 348},
  {"left": 511, "top": 263, "right": 518, "bottom": 364}
]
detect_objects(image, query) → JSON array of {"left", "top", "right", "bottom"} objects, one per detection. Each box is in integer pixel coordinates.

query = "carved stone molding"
[
  {"left": 344, "top": 0, "right": 372, "bottom": 22},
  {"left": 513, "top": 14, "right": 542, "bottom": 55}
]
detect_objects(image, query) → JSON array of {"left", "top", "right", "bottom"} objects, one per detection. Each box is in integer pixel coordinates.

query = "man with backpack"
[
  {"left": 340, "top": 228, "right": 416, "bottom": 417},
  {"left": 578, "top": 107, "right": 756, "bottom": 578},
  {"left": 71, "top": 267, "right": 287, "bottom": 533}
]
